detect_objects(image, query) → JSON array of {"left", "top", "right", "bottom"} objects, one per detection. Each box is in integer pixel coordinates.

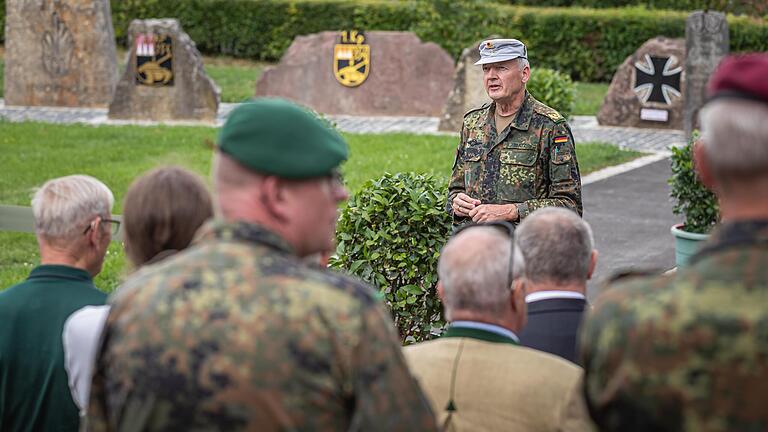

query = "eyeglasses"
[
  {"left": 82, "top": 217, "right": 121, "bottom": 236},
  {"left": 451, "top": 220, "right": 516, "bottom": 291}
]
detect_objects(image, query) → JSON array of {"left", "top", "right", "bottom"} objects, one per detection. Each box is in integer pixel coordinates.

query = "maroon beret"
[{"left": 707, "top": 53, "right": 768, "bottom": 104}]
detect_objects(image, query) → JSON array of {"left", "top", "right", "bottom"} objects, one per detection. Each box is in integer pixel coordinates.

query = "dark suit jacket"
[{"left": 518, "top": 297, "right": 587, "bottom": 364}]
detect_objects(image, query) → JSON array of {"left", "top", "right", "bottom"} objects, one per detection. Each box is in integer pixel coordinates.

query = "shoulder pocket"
[
  {"left": 463, "top": 146, "right": 483, "bottom": 162},
  {"left": 500, "top": 148, "right": 537, "bottom": 167}
]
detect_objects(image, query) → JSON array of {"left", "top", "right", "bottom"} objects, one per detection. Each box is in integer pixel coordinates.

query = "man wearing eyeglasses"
[
  {"left": 0, "top": 175, "right": 114, "bottom": 432},
  {"left": 87, "top": 99, "right": 437, "bottom": 431},
  {"left": 447, "top": 38, "right": 582, "bottom": 226},
  {"left": 404, "top": 223, "right": 591, "bottom": 431}
]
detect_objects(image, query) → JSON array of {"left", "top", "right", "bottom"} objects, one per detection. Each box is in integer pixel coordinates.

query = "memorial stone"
[
  {"left": 4, "top": 0, "right": 118, "bottom": 107},
  {"left": 108, "top": 19, "right": 220, "bottom": 123},
  {"left": 438, "top": 40, "right": 490, "bottom": 132},
  {"left": 255, "top": 31, "right": 454, "bottom": 117},
  {"left": 598, "top": 37, "right": 686, "bottom": 130},
  {"left": 684, "top": 11, "right": 729, "bottom": 140}
]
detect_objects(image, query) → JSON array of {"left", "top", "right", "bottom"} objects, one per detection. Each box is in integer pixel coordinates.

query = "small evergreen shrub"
[
  {"left": 331, "top": 172, "right": 451, "bottom": 343},
  {"left": 527, "top": 68, "right": 576, "bottom": 119},
  {"left": 669, "top": 134, "right": 719, "bottom": 234}
]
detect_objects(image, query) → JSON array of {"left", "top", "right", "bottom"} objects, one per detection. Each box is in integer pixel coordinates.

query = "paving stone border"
[{"left": 0, "top": 100, "right": 685, "bottom": 153}]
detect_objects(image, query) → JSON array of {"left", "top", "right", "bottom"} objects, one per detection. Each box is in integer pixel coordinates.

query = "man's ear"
[
  {"left": 521, "top": 65, "right": 531, "bottom": 84},
  {"left": 511, "top": 278, "right": 526, "bottom": 313},
  {"left": 693, "top": 139, "right": 717, "bottom": 192},
  {"left": 85, "top": 218, "right": 103, "bottom": 247},
  {"left": 260, "top": 176, "right": 291, "bottom": 222},
  {"left": 587, "top": 250, "right": 598, "bottom": 280},
  {"left": 511, "top": 278, "right": 528, "bottom": 329},
  {"left": 437, "top": 281, "right": 445, "bottom": 301}
]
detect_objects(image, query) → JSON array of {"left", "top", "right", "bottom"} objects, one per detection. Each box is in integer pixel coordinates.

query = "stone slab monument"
[
  {"left": 439, "top": 40, "right": 491, "bottom": 132},
  {"left": 683, "top": 11, "right": 729, "bottom": 140},
  {"left": 108, "top": 19, "right": 220, "bottom": 122},
  {"left": 598, "top": 37, "right": 686, "bottom": 130},
  {"left": 255, "top": 31, "right": 454, "bottom": 117},
  {"left": 4, "top": 0, "right": 118, "bottom": 107}
]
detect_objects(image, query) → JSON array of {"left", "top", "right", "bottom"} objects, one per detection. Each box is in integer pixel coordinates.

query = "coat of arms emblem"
[
  {"left": 135, "top": 33, "right": 174, "bottom": 86},
  {"left": 333, "top": 30, "right": 370, "bottom": 87}
]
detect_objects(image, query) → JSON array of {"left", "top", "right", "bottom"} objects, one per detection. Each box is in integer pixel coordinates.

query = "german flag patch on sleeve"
[{"left": 553, "top": 136, "right": 569, "bottom": 144}]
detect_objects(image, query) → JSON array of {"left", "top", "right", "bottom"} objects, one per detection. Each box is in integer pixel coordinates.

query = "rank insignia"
[
  {"left": 135, "top": 33, "right": 174, "bottom": 86},
  {"left": 554, "top": 136, "right": 569, "bottom": 144},
  {"left": 333, "top": 30, "right": 370, "bottom": 88}
]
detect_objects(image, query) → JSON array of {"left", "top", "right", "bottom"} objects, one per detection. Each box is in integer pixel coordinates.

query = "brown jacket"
[{"left": 405, "top": 331, "right": 591, "bottom": 431}]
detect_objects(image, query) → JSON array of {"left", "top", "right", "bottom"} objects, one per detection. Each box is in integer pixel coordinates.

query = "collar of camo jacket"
[
  {"left": 195, "top": 219, "right": 295, "bottom": 255},
  {"left": 489, "top": 91, "right": 534, "bottom": 134}
]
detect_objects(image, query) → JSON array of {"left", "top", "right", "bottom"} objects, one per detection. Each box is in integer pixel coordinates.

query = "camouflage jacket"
[
  {"left": 447, "top": 92, "right": 582, "bottom": 224},
  {"left": 86, "top": 220, "right": 437, "bottom": 431},
  {"left": 579, "top": 220, "right": 768, "bottom": 432}
]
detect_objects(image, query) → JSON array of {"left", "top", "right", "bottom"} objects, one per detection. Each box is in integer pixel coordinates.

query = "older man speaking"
[{"left": 447, "top": 39, "right": 582, "bottom": 225}]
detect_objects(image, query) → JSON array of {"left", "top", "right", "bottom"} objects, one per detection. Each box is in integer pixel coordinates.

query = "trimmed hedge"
[
  {"left": 502, "top": 0, "right": 767, "bottom": 17},
  {"left": 108, "top": 1, "right": 768, "bottom": 82},
  {"left": 1, "top": 1, "right": 766, "bottom": 82}
]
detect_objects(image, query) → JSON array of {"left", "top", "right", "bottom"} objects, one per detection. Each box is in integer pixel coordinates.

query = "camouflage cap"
[
  {"left": 475, "top": 39, "right": 527, "bottom": 66},
  {"left": 708, "top": 53, "right": 768, "bottom": 104},
  {"left": 218, "top": 98, "right": 348, "bottom": 179}
]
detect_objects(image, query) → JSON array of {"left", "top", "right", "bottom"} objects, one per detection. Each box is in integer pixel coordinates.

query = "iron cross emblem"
[{"left": 633, "top": 54, "right": 682, "bottom": 105}]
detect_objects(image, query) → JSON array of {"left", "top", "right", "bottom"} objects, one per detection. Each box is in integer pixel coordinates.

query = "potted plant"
[{"left": 668, "top": 135, "right": 720, "bottom": 266}]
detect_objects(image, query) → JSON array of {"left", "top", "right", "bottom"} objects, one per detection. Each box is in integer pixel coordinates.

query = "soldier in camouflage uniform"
[
  {"left": 579, "top": 54, "right": 768, "bottom": 431},
  {"left": 86, "top": 99, "right": 438, "bottom": 431},
  {"left": 448, "top": 39, "right": 582, "bottom": 225}
]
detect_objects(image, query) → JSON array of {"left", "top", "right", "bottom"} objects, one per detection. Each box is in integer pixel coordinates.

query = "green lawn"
[
  {"left": 573, "top": 82, "right": 609, "bottom": 116},
  {"left": 0, "top": 122, "right": 641, "bottom": 291}
]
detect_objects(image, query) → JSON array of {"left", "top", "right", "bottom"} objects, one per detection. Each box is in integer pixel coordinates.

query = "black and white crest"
[{"left": 633, "top": 54, "right": 682, "bottom": 105}]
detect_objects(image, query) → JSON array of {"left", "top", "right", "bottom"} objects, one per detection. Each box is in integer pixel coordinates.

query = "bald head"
[{"left": 438, "top": 226, "right": 523, "bottom": 321}]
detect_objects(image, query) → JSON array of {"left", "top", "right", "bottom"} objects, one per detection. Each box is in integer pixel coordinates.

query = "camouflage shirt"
[
  {"left": 447, "top": 92, "right": 582, "bottom": 224},
  {"left": 579, "top": 220, "right": 768, "bottom": 432},
  {"left": 86, "top": 220, "right": 437, "bottom": 431}
]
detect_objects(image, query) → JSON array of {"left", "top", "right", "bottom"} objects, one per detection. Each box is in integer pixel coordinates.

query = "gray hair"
[
  {"left": 699, "top": 99, "right": 768, "bottom": 176},
  {"left": 438, "top": 226, "right": 524, "bottom": 320},
  {"left": 514, "top": 207, "right": 593, "bottom": 284},
  {"left": 518, "top": 57, "right": 530, "bottom": 71},
  {"left": 31, "top": 175, "right": 114, "bottom": 240}
]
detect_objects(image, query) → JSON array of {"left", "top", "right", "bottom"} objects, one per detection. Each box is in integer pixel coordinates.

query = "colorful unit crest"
[
  {"left": 333, "top": 30, "right": 370, "bottom": 87},
  {"left": 135, "top": 33, "right": 174, "bottom": 86}
]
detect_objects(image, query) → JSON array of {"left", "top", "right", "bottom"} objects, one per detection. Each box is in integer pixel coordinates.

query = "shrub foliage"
[
  {"left": 669, "top": 136, "right": 719, "bottom": 234},
  {"left": 331, "top": 172, "right": 451, "bottom": 343},
  {"left": 527, "top": 68, "right": 576, "bottom": 119}
]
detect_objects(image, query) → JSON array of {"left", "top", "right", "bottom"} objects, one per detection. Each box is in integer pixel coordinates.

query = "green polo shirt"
[{"left": 0, "top": 265, "right": 107, "bottom": 432}]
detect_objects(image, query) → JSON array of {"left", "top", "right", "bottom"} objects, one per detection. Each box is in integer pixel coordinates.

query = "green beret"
[{"left": 218, "top": 98, "right": 348, "bottom": 179}]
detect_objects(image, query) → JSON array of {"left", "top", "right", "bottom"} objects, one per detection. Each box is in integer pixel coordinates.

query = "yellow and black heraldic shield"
[{"left": 333, "top": 30, "right": 370, "bottom": 87}]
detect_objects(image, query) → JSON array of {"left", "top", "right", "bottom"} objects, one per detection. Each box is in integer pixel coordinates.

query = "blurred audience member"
[
  {"left": 0, "top": 175, "right": 114, "bottom": 432},
  {"left": 86, "top": 99, "right": 437, "bottom": 431},
  {"left": 516, "top": 207, "right": 596, "bottom": 364},
  {"left": 405, "top": 222, "right": 591, "bottom": 431},
  {"left": 63, "top": 166, "right": 213, "bottom": 415},
  {"left": 580, "top": 53, "right": 768, "bottom": 431}
]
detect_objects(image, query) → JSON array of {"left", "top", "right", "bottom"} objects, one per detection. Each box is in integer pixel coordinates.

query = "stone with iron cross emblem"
[
  {"left": 598, "top": 37, "right": 686, "bottom": 130},
  {"left": 634, "top": 55, "right": 682, "bottom": 105}
]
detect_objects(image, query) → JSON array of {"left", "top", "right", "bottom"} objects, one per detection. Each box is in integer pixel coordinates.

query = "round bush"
[
  {"left": 527, "top": 68, "right": 576, "bottom": 120},
  {"left": 331, "top": 172, "right": 451, "bottom": 343}
]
